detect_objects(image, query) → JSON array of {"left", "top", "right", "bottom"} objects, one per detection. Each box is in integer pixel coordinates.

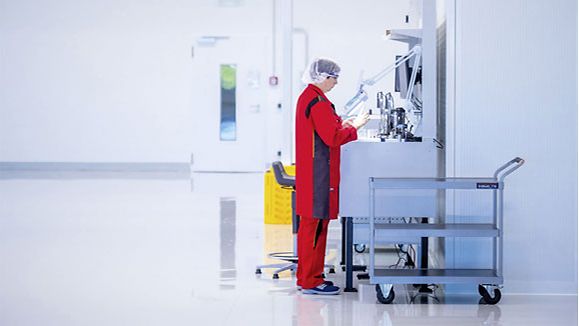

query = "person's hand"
[
  {"left": 342, "top": 117, "right": 356, "bottom": 127},
  {"left": 351, "top": 112, "right": 370, "bottom": 130}
]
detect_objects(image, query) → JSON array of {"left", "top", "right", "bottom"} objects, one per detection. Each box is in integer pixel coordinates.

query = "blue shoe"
[
  {"left": 297, "top": 280, "right": 334, "bottom": 291},
  {"left": 302, "top": 283, "right": 341, "bottom": 295}
]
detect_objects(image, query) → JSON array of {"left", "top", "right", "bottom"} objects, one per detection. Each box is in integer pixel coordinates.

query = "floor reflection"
[
  {"left": 289, "top": 287, "right": 505, "bottom": 326},
  {"left": 219, "top": 197, "right": 236, "bottom": 289},
  {"left": 477, "top": 305, "right": 502, "bottom": 325},
  {"left": 0, "top": 175, "right": 573, "bottom": 325},
  {"left": 293, "top": 295, "right": 327, "bottom": 326}
]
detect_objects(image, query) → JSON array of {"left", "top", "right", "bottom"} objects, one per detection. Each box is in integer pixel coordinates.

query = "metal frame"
[{"left": 368, "top": 158, "right": 524, "bottom": 288}]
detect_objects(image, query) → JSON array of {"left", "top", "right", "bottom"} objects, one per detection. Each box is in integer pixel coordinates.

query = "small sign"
[{"left": 477, "top": 182, "right": 499, "bottom": 189}]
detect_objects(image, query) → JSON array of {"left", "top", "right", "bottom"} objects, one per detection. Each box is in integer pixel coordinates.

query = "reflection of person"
[
  {"left": 295, "top": 58, "right": 369, "bottom": 295},
  {"left": 294, "top": 294, "right": 327, "bottom": 326}
]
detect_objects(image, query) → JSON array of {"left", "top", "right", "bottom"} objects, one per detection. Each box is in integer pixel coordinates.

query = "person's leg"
[
  {"left": 312, "top": 219, "right": 330, "bottom": 282},
  {"left": 296, "top": 216, "right": 325, "bottom": 289}
]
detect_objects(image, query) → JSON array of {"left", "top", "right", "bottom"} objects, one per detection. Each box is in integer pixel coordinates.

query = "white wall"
[
  {"left": 447, "top": 0, "right": 577, "bottom": 294},
  {"left": 0, "top": 0, "right": 273, "bottom": 163},
  {"left": 292, "top": 0, "right": 415, "bottom": 113},
  {"left": 0, "top": 0, "right": 418, "bottom": 164}
]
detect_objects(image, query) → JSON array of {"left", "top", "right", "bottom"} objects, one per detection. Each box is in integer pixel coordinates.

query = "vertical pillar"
[{"left": 280, "top": 0, "right": 293, "bottom": 163}]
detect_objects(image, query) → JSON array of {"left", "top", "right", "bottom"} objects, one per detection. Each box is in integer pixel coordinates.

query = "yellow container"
[{"left": 264, "top": 164, "right": 295, "bottom": 224}]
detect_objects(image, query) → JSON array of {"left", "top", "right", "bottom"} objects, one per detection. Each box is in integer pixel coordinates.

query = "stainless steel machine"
[
  {"left": 338, "top": 2, "right": 446, "bottom": 295},
  {"left": 337, "top": 2, "right": 524, "bottom": 305}
]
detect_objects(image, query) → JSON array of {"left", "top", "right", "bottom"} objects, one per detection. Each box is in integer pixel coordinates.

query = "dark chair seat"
[{"left": 272, "top": 161, "right": 295, "bottom": 187}]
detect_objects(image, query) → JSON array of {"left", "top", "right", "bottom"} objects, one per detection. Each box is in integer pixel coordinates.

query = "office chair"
[{"left": 255, "top": 161, "right": 335, "bottom": 279}]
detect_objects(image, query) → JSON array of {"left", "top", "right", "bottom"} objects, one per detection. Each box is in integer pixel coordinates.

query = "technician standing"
[{"left": 295, "top": 58, "right": 369, "bottom": 295}]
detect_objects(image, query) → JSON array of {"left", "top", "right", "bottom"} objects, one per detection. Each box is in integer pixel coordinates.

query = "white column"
[{"left": 280, "top": 0, "right": 294, "bottom": 163}]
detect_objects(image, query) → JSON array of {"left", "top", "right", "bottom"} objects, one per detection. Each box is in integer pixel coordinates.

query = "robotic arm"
[{"left": 343, "top": 45, "right": 422, "bottom": 118}]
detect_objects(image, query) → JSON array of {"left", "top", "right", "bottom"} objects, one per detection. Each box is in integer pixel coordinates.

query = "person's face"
[{"left": 320, "top": 76, "right": 338, "bottom": 93}]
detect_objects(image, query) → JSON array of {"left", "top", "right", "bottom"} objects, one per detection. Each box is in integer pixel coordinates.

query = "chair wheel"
[
  {"left": 329, "top": 268, "right": 336, "bottom": 274},
  {"left": 272, "top": 274, "right": 279, "bottom": 279},
  {"left": 255, "top": 269, "right": 262, "bottom": 274}
]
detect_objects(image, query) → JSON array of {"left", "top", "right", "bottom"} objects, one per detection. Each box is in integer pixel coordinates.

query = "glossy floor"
[{"left": 0, "top": 172, "right": 576, "bottom": 325}]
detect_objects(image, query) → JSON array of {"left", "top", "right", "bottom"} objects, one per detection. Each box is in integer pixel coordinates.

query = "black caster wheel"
[
  {"left": 329, "top": 268, "right": 336, "bottom": 274},
  {"left": 356, "top": 273, "right": 369, "bottom": 280},
  {"left": 478, "top": 285, "right": 501, "bottom": 305},
  {"left": 376, "top": 284, "right": 395, "bottom": 304},
  {"left": 417, "top": 285, "right": 434, "bottom": 293},
  {"left": 273, "top": 274, "right": 279, "bottom": 279},
  {"left": 354, "top": 244, "right": 366, "bottom": 253},
  {"left": 255, "top": 268, "right": 262, "bottom": 274}
]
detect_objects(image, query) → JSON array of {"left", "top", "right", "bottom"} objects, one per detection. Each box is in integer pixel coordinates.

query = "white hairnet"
[{"left": 301, "top": 58, "right": 341, "bottom": 84}]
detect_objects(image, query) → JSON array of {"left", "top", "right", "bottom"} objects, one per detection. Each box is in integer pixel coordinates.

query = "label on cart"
[{"left": 476, "top": 182, "right": 499, "bottom": 189}]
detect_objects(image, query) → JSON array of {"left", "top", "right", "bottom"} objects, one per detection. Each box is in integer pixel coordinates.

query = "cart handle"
[{"left": 494, "top": 157, "right": 525, "bottom": 181}]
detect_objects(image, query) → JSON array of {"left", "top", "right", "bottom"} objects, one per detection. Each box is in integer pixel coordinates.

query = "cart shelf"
[
  {"left": 369, "top": 177, "right": 503, "bottom": 190},
  {"left": 373, "top": 223, "right": 499, "bottom": 237},
  {"left": 372, "top": 268, "right": 502, "bottom": 284}
]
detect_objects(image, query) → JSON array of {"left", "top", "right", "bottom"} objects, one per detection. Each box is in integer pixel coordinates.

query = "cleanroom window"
[{"left": 220, "top": 64, "right": 237, "bottom": 141}]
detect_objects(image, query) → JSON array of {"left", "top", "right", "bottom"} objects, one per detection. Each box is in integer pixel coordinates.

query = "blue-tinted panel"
[{"left": 220, "top": 64, "right": 236, "bottom": 141}]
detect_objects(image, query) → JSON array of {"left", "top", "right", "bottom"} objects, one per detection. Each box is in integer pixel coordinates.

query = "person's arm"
[{"left": 310, "top": 102, "right": 358, "bottom": 147}]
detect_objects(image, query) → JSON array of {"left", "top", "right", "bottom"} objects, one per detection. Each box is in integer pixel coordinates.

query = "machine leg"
[
  {"left": 344, "top": 216, "right": 357, "bottom": 292},
  {"left": 340, "top": 216, "right": 346, "bottom": 266},
  {"left": 417, "top": 217, "right": 432, "bottom": 293},
  {"left": 420, "top": 217, "right": 429, "bottom": 268}
]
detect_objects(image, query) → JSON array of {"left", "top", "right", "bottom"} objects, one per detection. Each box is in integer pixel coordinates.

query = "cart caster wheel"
[
  {"left": 329, "top": 268, "right": 336, "bottom": 274},
  {"left": 354, "top": 244, "right": 366, "bottom": 253},
  {"left": 376, "top": 284, "right": 395, "bottom": 304},
  {"left": 255, "top": 268, "right": 262, "bottom": 274},
  {"left": 272, "top": 274, "right": 279, "bottom": 279},
  {"left": 478, "top": 285, "right": 501, "bottom": 305}
]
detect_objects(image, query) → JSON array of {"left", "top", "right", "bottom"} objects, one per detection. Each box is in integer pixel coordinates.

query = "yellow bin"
[{"left": 264, "top": 164, "right": 295, "bottom": 224}]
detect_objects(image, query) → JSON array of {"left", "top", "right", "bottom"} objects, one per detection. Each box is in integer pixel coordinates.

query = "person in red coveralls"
[{"left": 295, "top": 58, "right": 369, "bottom": 295}]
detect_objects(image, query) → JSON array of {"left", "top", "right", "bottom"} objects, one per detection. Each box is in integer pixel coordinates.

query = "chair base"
[{"left": 256, "top": 260, "right": 336, "bottom": 279}]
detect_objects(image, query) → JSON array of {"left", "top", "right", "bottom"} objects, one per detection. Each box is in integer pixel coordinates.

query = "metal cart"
[{"left": 368, "top": 157, "right": 525, "bottom": 304}]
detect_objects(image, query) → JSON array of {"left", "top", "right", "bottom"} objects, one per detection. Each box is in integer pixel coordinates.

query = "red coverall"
[{"left": 295, "top": 84, "right": 358, "bottom": 289}]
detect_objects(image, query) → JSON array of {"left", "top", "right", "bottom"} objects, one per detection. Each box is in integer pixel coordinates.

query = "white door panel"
[{"left": 192, "top": 36, "right": 267, "bottom": 172}]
